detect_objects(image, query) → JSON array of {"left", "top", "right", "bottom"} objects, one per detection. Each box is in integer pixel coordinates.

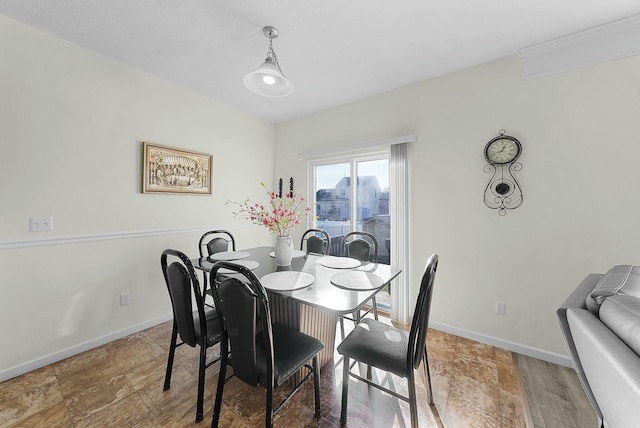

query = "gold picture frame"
[{"left": 142, "top": 142, "right": 213, "bottom": 195}]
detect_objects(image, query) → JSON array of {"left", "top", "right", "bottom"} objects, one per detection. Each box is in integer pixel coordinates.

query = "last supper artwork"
[{"left": 142, "top": 142, "right": 212, "bottom": 195}]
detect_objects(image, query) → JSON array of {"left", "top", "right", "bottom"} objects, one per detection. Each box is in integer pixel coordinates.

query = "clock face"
[{"left": 484, "top": 136, "right": 521, "bottom": 164}]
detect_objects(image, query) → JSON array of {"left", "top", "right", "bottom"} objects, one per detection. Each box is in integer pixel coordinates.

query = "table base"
[{"left": 269, "top": 292, "right": 337, "bottom": 371}]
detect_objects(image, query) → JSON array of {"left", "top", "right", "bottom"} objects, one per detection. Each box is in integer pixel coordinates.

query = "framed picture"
[{"left": 142, "top": 142, "right": 213, "bottom": 195}]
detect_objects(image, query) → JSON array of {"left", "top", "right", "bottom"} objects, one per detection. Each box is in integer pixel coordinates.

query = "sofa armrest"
[
  {"left": 556, "top": 274, "right": 603, "bottom": 419},
  {"left": 558, "top": 273, "right": 602, "bottom": 312},
  {"left": 568, "top": 308, "right": 640, "bottom": 428}
]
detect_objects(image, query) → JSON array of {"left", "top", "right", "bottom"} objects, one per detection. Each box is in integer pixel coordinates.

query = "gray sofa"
[{"left": 557, "top": 265, "right": 640, "bottom": 428}]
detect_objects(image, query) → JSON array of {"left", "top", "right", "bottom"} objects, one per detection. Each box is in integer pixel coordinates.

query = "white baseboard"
[
  {"left": 429, "top": 321, "right": 572, "bottom": 367},
  {"left": 0, "top": 313, "right": 173, "bottom": 383}
]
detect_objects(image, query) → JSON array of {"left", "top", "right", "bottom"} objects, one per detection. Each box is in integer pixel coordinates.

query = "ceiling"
[{"left": 1, "top": 1, "right": 640, "bottom": 123}]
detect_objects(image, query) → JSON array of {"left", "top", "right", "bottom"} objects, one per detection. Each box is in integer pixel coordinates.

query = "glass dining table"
[{"left": 192, "top": 245, "right": 401, "bottom": 369}]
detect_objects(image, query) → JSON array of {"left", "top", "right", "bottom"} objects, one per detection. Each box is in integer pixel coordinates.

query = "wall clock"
[{"left": 483, "top": 129, "right": 523, "bottom": 215}]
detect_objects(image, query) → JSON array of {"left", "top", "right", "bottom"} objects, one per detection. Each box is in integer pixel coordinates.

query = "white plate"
[
  {"left": 268, "top": 249, "right": 307, "bottom": 259},
  {"left": 216, "top": 260, "right": 259, "bottom": 274},
  {"left": 330, "top": 271, "right": 384, "bottom": 290},
  {"left": 208, "top": 251, "right": 250, "bottom": 261},
  {"left": 260, "top": 271, "right": 315, "bottom": 291},
  {"left": 320, "top": 256, "right": 361, "bottom": 269}
]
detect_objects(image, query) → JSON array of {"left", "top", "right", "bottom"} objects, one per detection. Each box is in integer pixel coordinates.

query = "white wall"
[
  {"left": 0, "top": 16, "right": 274, "bottom": 376},
  {"left": 274, "top": 53, "right": 640, "bottom": 361},
  {"left": 4, "top": 12, "right": 640, "bottom": 376}
]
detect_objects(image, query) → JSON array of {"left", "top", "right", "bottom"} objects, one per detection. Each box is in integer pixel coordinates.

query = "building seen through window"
[{"left": 313, "top": 159, "right": 390, "bottom": 264}]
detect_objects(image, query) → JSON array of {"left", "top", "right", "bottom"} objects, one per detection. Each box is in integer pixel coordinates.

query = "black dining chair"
[
  {"left": 198, "top": 230, "right": 236, "bottom": 304},
  {"left": 160, "top": 249, "right": 223, "bottom": 423},
  {"left": 337, "top": 253, "right": 439, "bottom": 428},
  {"left": 339, "top": 231, "right": 380, "bottom": 338},
  {"left": 209, "top": 261, "right": 324, "bottom": 428},
  {"left": 300, "top": 228, "right": 331, "bottom": 255},
  {"left": 341, "top": 231, "right": 379, "bottom": 263},
  {"left": 198, "top": 230, "right": 236, "bottom": 258}
]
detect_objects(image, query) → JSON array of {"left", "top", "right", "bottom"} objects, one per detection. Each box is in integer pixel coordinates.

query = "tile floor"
[{"left": 0, "top": 318, "right": 526, "bottom": 427}]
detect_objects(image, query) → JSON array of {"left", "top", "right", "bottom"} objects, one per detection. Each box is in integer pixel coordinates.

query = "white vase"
[{"left": 274, "top": 235, "right": 293, "bottom": 266}]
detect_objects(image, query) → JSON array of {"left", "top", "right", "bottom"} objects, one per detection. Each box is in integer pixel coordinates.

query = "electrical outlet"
[
  {"left": 120, "top": 293, "right": 131, "bottom": 306},
  {"left": 29, "top": 217, "right": 53, "bottom": 232},
  {"left": 495, "top": 301, "right": 506, "bottom": 315}
]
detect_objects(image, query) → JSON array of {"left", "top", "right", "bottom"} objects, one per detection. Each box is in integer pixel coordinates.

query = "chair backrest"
[
  {"left": 300, "top": 228, "right": 331, "bottom": 255},
  {"left": 341, "top": 231, "right": 379, "bottom": 263},
  {"left": 198, "top": 230, "right": 236, "bottom": 258},
  {"left": 161, "top": 249, "right": 207, "bottom": 348},
  {"left": 408, "top": 254, "right": 439, "bottom": 369},
  {"left": 209, "top": 261, "right": 275, "bottom": 389}
]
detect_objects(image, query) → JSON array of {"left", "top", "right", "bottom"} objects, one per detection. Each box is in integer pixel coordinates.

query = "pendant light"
[{"left": 243, "top": 26, "right": 293, "bottom": 97}]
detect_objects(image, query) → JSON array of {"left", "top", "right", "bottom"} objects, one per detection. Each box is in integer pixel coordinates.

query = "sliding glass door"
[
  {"left": 355, "top": 158, "right": 390, "bottom": 264},
  {"left": 310, "top": 152, "right": 391, "bottom": 310}
]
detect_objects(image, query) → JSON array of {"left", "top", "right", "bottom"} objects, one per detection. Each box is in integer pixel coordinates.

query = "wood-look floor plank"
[{"left": 515, "top": 353, "right": 597, "bottom": 428}]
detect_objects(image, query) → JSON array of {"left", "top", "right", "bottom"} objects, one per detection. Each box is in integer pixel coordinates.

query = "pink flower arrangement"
[{"left": 228, "top": 182, "right": 311, "bottom": 237}]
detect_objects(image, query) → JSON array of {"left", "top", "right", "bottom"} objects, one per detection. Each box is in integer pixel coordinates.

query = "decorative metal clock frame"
[{"left": 483, "top": 129, "right": 523, "bottom": 216}]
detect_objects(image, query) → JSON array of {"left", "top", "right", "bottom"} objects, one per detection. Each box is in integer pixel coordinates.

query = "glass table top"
[{"left": 193, "top": 246, "right": 401, "bottom": 315}]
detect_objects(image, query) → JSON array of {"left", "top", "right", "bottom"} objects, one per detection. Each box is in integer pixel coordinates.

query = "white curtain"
[{"left": 390, "top": 142, "right": 409, "bottom": 323}]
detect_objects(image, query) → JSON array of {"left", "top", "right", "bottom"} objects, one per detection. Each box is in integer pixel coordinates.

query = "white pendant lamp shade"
[
  {"left": 243, "top": 26, "right": 293, "bottom": 97},
  {"left": 243, "top": 59, "right": 293, "bottom": 97}
]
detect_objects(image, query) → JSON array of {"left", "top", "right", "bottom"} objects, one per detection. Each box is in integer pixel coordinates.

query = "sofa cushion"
[
  {"left": 599, "top": 295, "right": 640, "bottom": 357},
  {"left": 586, "top": 265, "right": 640, "bottom": 314}
]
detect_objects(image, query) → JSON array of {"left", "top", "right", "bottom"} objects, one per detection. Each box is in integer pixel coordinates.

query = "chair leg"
[
  {"left": 163, "top": 322, "right": 179, "bottom": 391},
  {"left": 201, "top": 271, "right": 208, "bottom": 299},
  {"left": 196, "top": 344, "right": 206, "bottom": 423},
  {"left": 423, "top": 347, "right": 434, "bottom": 405},
  {"left": 266, "top": 384, "right": 274, "bottom": 428},
  {"left": 340, "top": 356, "right": 350, "bottom": 423},
  {"left": 313, "top": 356, "right": 321, "bottom": 418},
  {"left": 408, "top": 371, "right": 418, "bottom": 428},
  {"left": 371, "top": 296, "right": 379, "bottom": 320},
  {"left": 350, "top": 309, "right": 361, "bottom": 334},
  {"left": 211, "top": 352, "right": 227, "bottom": 428},
  {"left": 340, "top": 317, "right": 345, "bottom": 340}
]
